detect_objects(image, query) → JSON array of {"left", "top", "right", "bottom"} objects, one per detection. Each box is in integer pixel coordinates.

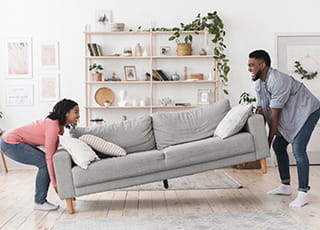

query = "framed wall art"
[
  {"left": 6, "top": 38, "right": 33, "bottom": 79},
  {"left": 39, "top": 73, "right": 60, "bottom": 102},
  {"left": 5, "top": 85, "right": 34, "bottom": 106},
  {"left": 197, "top": 89, "right": 212, "bottom": 105},
  {"left": 38, "top": 41, "right": 59, "bottom": 70},
  {"left": 94, "top": 10, "right": 112, "bottom": 31},
  {"left": 124, "top": 66, "right": 137, "bottom": 81}
]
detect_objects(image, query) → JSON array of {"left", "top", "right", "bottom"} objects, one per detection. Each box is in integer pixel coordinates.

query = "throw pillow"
[
  {"left": 59, "top": 135, "right": 99, "bottom": 169},
  {"left": 79, "top": 134, "right": 127, "bottom": 157},
  {"left": 214, "top": 104, "right": 253, "bottom": 139}
]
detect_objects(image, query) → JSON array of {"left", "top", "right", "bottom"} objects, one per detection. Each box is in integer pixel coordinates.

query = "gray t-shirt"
[{"left": 255, "top": 67, "right": 320, "bottom": 143}]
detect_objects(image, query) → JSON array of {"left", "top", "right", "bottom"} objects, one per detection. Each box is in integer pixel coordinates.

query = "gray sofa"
[{"left": 53, "top": 99, "right": 270, "bottom": 214}]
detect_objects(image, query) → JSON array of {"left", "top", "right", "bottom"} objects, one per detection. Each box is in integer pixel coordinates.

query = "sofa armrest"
[
  {"left": 244, "top": 114, "right": 270, "bottom": 160},
  {"left": 53, "top": 149, "right": 76, "bottom": 199}
]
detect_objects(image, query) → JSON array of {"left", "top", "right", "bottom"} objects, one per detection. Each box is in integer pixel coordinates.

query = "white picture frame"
[
  {"left": 160, "top": 46, "right": 171, "bottom": 56},
  {"left": 38, "top": 41, "right": 59, "bottom": 70},
  {"left": 124, "top": 66, "right": 137, "bottom": 81},
  {"left": 6, "top": 38, "right": 33, "bottom": 79},
  {"left": 5, "top": 85, "right": 34, "bottom": 106},
  {"left": 197, "top": 89, "right": 212, "bottom": 105},
  {"left": 39, "top": 73, "right": 60, "bottom": 102},
  {"left": 94, "top": 10, "right": 112, "bottom": 31}
]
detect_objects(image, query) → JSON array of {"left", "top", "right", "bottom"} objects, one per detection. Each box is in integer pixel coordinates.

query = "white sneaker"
[
  {"left": 34, "top": 201, "right": 59, "bottom": 211},
  {"left": 267, "top": 184, "right": 292, "bottom": 195},
  {"left": 289, "top": 191, "right": 308, "bottom": 207}
]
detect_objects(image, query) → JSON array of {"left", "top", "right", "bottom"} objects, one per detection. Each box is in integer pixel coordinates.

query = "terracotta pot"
[
  {"left": 176, "top": 43, "right": 192, "bottom": 56},
  {"left": 92, "top": 73, "right": 102, "bottom": 81}
]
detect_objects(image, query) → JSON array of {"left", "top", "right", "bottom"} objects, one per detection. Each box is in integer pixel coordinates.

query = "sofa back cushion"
[
  {"left": 70, "top": 115, "right": 155, "bottom": 153},
  {"left": 152, "top": 99, "right": 231, "bottom": 150}
]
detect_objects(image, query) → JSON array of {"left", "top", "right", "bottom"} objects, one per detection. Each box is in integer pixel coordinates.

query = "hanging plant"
[{"left": 294, "top": 61, "right": 317, "bottom": 80}]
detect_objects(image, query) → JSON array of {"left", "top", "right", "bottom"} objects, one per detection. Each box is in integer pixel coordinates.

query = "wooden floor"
[{"left": 0, "top": 166, "right": 320, "bottom": 229}]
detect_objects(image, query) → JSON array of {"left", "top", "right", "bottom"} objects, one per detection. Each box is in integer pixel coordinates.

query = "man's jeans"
[
  {"left": 0, "top": 139, "right": 50, "bottom": 203},
  {"left": 272, "top": 108, "right": 320, "bottom": 192}
]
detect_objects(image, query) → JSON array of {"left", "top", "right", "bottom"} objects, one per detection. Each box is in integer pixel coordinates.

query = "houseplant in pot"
[{"left": 89, "top": 63, "right": 103, "bottom": 81}]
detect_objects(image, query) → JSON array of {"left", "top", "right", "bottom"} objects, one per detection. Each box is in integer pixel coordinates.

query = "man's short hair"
[{"left": 249, "top": 50, "right": 271, "bottom": 67}]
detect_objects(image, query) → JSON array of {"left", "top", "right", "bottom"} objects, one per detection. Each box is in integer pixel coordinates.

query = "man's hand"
[
  {"left": 54, "top": 186, "right": 58, "bottom": 194},
  {"left": 268, "top": 107, "right": 282, "bottom": 147}
]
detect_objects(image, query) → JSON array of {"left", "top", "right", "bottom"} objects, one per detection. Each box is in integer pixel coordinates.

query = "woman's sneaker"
[{"left": 34, "top": 201, "right": 59, "bottom": 211}]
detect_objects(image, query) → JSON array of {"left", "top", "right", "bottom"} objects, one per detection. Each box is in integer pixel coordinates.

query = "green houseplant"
[{"left": 89, "top": 63, "right": 103, "bottom": 81}]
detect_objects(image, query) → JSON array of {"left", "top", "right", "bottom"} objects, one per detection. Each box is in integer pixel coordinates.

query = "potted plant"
[{"left": 89, "top": 63, "right": 103, "bottom": 81}]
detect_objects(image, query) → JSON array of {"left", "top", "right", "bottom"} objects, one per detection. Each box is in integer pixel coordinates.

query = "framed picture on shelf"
[
  {"left": 160, "top": 46, "right": 171, "bottom": 56},
  {"left": 124, "top": 66, "right": 137, "bottom": 81},
  {"left": 197, "top": 89, "right": 212, "bottom": 105},
  {"left": 5, "top": 85, "right": 34, "bottom": 106},
  {"left": 6, "top": 38, "right": 33, "bottom": 79},
  {"left": 38, "top": 41, "right": 59, "bottom": 70},
  {"left": 94, "top": 10, "right": 112, "bottom": 31},
  {"left": 39, "top": 73, "right": 60, "bottom": 102}
]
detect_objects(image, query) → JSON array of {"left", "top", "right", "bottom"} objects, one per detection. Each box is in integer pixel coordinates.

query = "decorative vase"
[
  {"left": 171, "top": 72, "right": 180, "bottom": 81},
  {"left": 92, "top": 73, "right": 102, "bottom": 81},
  {"left": 135, "top": 43, "right": 142, "bottom": 56}
]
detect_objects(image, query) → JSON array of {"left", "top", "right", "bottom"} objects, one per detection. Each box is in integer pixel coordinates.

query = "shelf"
[
  {"left": 85, "top": 106, "right": 198, "bottom": 109},
  {"left": 151, "top": 80, "right": 218, "bottom": 84},
  {"left": 85, "top": 55, "right": 213, "bottom": 59},
  {"left": 84, "top": 31, "right": 207, "bottom": 35},
  {"left": 85, "top": 80, "right": 218, "bottom": 84}
]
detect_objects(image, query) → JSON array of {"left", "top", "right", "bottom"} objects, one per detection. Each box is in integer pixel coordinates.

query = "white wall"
[{"left": 1, "top": 0, "right": 320, "bottom": 168}]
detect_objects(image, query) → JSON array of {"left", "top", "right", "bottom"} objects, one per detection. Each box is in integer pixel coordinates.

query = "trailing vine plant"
[{"left": 294, "top": 61, "right": 317, "bottom": 80}]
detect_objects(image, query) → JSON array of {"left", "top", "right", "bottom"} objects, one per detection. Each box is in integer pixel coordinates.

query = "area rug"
[
  {"left": 54, "top": 210, "right": 310, "bottom": 230},
  {"left": 120, "top": 172, "right": 242, "bottom": 191}
]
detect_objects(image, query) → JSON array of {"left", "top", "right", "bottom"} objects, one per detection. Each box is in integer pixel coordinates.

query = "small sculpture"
[
  {"left": 199, "top": 49, "right": 207, "bottom": 56},
  {"left": 160, "top": 97, "right": 173, "bottom": 106},
  {"left": 118, "top": 90, "right": 128, "bottom": 107}
]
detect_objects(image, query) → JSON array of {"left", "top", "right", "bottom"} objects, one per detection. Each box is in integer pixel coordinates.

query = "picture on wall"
[
  {"left": 5, "top": 85, "right": 34, "bottom": 106},
  {"left": 197, "top": 89, "right": 212, "bottom": 105},
  {"left": 6, "top": 38, "right": 33, "bottom": 78},
  {"left": 124, "top": 66, "right": 137, "bottom": 81},
  {"left": 38, "top": 41, "right": 59, "bottom": 70},
  {"left": 39, "top": 74, "right": 60, "bottom": 102},
  {"left": 94, "top": 10, "right": 112, "bottom": 31}
]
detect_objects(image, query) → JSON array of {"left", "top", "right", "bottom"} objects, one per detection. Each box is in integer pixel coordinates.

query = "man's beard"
[{"left": 252, "top": 70, "right": 262, "bottom": 81}]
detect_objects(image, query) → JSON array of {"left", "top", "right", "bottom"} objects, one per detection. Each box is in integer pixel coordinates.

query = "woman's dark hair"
[
  {"left": 249, "top": 50, "right": 271, "bottom": 67},
  {"left": 47, "top": 99, "right": 78, "bottom": 126}
]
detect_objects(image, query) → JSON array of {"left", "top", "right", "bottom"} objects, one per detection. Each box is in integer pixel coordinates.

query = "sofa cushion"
[
  {"left": 214, "top": 104, "right": 253, "bottom": 139},
  {"left": 152, "top": 99, "right": 231, "bottom": 150},
  {"left": 163, "top": 132, "right": 255, "bottom": 169},
  {"left": 72, "top": 149, "right": 165, "bottom": 187},
  {"left": 70, "top": 115, "right": 155, "bottom": 153},
  {"left": 79, "top": 134, "right": 127, "bottom": 157}
]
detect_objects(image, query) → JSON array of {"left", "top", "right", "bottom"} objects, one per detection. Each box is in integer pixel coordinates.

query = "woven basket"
[{"left": 176, "top": 43, "right": 192, "bottom": 56}]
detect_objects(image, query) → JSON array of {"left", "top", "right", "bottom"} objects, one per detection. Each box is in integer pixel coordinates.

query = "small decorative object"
[
  {"left": 139, "top": 99, "right": 145, "bottom": 107},
  {"left": 199, "top": 48, "right": 207, "bottom": 55},
  {"left": 134, "top": 43, "right": 142, "bottom": 56},
  {"left": 123, "top": 47, "right": 132, "bottom": 56},
  {"left": 176, "top": 41, "right": 192, "bottom": 56},
  {"left": 118, "top": 90, "right": 128, "bottom": 107},
  {"left": 197, "top": 89, "right": 212, "bottom": 105},
  {"left": 184, "top": 66, "right": 188, "bottom": 80},
  {"left": 104, "top": 72, "right": 121, "bottom": 81},
  {"left": 90, "top": 118, "right": 105, "bottom": 125},
  {"left": 294, "top": 61, "right": 318, "bottom": 80},
  {"left": 160, "top": 46, "right": 171, "bottom": 56},
  {"left": 171, "top": 72, "right": 180, "bottom": 81},
  {"left": 104, "top": 100, "right": 111, "bottom": 106},
  {"left": 89, "top": 63, "right": 103, "bottom": 81},
  {"left": 94, "top": 87, "right": 114, "bottom": 106},
  {"left": 111, "top": 23, "right": 125, "bottom": 32},
  {"left": 143, "top": 96, "right": 150, "bottom": 106},
  {"left": 142, "top": 46, "right": 148, "bottom": 56},
  {"left": 132, "top": 99, "right": 139, "bottom": 106},
  {"left": 190, "top": 73, "right": 204, "bottom": 80},
  {"left": 124, "top": 66, "right": 137, "bottom": 81},
  {"left": 160, "top": 97, "right": 173, "bottom": 106},
  {"left": 122, "top": 115, "right": 127, "bottom": 121}
]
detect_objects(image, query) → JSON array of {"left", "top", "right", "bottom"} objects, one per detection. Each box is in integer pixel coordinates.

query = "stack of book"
[
  {"left": 87, "top": 43, "right": 103, "bottom": 56},
  {"left": 152, "top": 69, "right": 170, "bottom": 81}
]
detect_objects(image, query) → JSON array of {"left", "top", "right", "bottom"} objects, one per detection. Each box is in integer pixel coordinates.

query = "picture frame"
[
  {"left": 39, "top": 73, "right": 60, "bottom": 102},
  {"left": 276, "top": 34, "right": 320, "bottom": 96},
  {"left": 38, "top": 41, "right": 59, "bottom": 70},
  {"left": 94, "top": 10, "right": 112, "bottom": 31},
  {"left": 5, "top": 85, "right": 34, "bottom": 106},
  {"left": 160, "top": 46, "right": 171, "bottom": 56},
  {"left": 124, "top": 66, "right": 137, "bottom": 81},
  {"left": 197, "top": 89, "right": 212, "bottom": 105},
  {"left": 6, "top": 38, "right": 33, "bottom": 79}
]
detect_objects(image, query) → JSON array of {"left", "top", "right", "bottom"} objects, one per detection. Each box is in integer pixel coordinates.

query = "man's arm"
[{"left": 268, "top": 107, "right": 282, "bottom": 147}]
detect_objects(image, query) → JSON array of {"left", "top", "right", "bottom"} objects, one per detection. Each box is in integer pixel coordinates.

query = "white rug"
[
  {"left": 120, "top": 172, "right": 242, "bottom": 191},
  {"left": 54, "top": 210, "right": 310, "bottom": 230}
]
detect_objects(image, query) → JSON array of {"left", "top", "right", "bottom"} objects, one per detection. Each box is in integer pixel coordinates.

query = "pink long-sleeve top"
[{"left": 2, "top": 118, "right": 64, "bottom": 187}]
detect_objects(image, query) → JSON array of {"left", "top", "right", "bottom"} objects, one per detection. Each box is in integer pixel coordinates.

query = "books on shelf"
[
  {"left": 87, "top": 43, "right": 103, "bottom": 56},
  {"left": 175, "top": 102, "right": 191, "bottom": 106},
  {"left": 152, "top": 69, "right": 170, "bottom": 81}
]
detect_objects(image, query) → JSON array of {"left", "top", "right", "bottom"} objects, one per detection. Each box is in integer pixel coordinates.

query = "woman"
[{"left": 0, "top": 99, "right": 79, "bottom": 211}]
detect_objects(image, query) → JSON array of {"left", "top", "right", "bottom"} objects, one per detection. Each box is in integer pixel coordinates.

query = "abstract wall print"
[
  {"left": 277, "top": 34, "right": 320, "bottom": 96},
  {"left": 39, "top": 74, "right": 60, "bottom": 101},
  {"left": 6, "top": 85, "right": 34, "bottom": 106},
  {"left": 39, "top": 41, "right": 59, "bottom": 70},
  {"left": 94, "top": 10, "right": 112, "bottom": 31},
  {"left": 6, "top": 38, "right": 33, "bottom": 78}
]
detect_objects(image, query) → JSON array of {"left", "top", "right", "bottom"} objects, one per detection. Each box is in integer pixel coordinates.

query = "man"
[{"left": 248, "top": 50, "right": 320, "bottom": 207}]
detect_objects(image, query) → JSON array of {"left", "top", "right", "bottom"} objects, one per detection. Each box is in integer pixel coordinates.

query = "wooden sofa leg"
[
  {"left": 66, "top": 198, "right": 74, "bottom": 214},
  {"left": 163, "top": 179, "right": 169, "bottom": 189},
  {"left": 1, "top": 151, "right": 8, "bottom": 173},
  {"left": 260, "top": 158, "right": 267, "bottom": 174}
]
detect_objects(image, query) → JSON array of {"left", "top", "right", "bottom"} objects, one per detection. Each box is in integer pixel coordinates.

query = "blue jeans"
[
  {"left": 272, "top": 108, "right": 320, "bottom": 192},
  {"left": 0, "top": 139, "right": 50, "bottom": 203}
]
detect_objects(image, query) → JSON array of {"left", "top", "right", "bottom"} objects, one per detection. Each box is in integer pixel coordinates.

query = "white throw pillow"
[
  {"left": 59, "top": 135, "right": 99, "bottom": 169},
  {"left": 79, "top": 134, "right": 127, "bottom": 157},
  {"left": 214, "top": 104, "right": 253, "bottom": 139}
]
